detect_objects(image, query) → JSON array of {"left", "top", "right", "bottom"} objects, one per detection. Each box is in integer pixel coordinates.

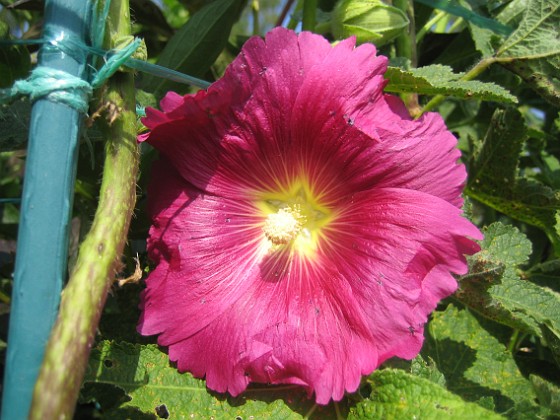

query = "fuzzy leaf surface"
[
  {"left": 457, "top": 222, "right": 560, "bottom": 341},
  {"left": 84, "top": 341, "right": 344, "bottom": 419},
  {"left": 530, "top": 375, "right": 560, "bottom": 414},
  {"left": 497, "top": 0, "right": 560, "bottom": 62},
  {"left": 348, "top": 369, "right": 502, "bottom": 419},
  {"left": 467, "top": 108, "right": 560, "bottom": 250},
  {"left": 384, "top": 64, "right": 517, "bottom": 102},
  {"left": 422, "top": 305, "right": 536, "bottom": 413},
  {"left": 496, "top": 0, "right": 560, "bottom": 105}
]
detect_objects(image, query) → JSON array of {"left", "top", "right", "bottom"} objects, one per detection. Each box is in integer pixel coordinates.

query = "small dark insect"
[{"left": 155, "top": 404, "right": 170, "bottom": 419}]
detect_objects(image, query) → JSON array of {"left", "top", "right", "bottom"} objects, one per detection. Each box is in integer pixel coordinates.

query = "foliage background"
[{"left": 1, "top": 0, "right": 559, "bottom": 418}]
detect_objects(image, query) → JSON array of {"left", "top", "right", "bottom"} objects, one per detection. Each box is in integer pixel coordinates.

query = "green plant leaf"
[
  {"left": 456, "top": 223, "right": 560, "bottom": 340},
  {"left": 495, "top": 0, "right": 560, "bottom": 105},
  {"left": 141, "top": 0, "right": 246, "bottom": 98},
  {"left": 501, "top": 57, "right": 560, "bottom": 107},
  {"left": 476, "top": 222, "right": 533, "bottom": 267},
  {"left": 348, "top": 369, "right": 502, "bottom": 419},
  {"left": 530, "top": 375, "right": 560, "bottom": 414},
  {"left": 384, "top": 64, "right": 517, "bottom": 103},
  {"left": 84, "top": 341, "right": 345, "bottom": 419},
  {"left": 410, "top": 355, "right": 447, "bottom": 387},
  {"left": 422, "top": 304, "right": 536, "bottom": 413},
  {"left": 497, "top": 0, "right": 560, "bottom": 61},
  {"left": 458, "top": 0, "right": 505, "bottom": 57},
  {"left": 542, "top": 324, "right": 560, "bottom": 367},
  {"left": 467, "top": 108, "right": 560, "bottom": 251}
]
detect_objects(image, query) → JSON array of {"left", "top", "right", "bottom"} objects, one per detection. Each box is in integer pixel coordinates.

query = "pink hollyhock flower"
[{"left": 137, "top": 27, "right": 482, "bottom": 404}]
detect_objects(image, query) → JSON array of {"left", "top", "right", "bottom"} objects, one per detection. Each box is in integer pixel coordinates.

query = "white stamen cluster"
[{"left": 263, "top": 206, "right": 305, "bottom": 245}]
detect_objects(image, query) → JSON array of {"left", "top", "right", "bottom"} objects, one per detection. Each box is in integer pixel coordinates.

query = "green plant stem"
[
  {"left": 287, "top": 0, "right": 303, "bottom": 29},
  {"left": 29, "top": 0, "right": 138, "bottom": 418},
  {"left": 508, "top": 330, "right": 520, "bottom": 353},
  {"left": 302, "top": 0, "right": 317, "bottom": 31},
  {"left": 251, "top": 0, "right": 260, "bottom": 35},
  {"left": 394, "top": 0, "right": 420, "bottom": 116},
  {"left": 447, "top": 16, "right": 464, "bottom": 32},
  {"left": 416, "top": 10, "right": 445, "bottom": 43},
  {"left": 419, "top": 56, "right": 497, "bottom": 117}
]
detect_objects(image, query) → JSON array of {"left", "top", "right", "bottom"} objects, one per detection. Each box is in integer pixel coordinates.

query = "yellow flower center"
[
  {"left": 263, "top": 206, "right": 306, "bottom": 245},
  {"left": 256, "top": 178, "right": 334, "bottom": 258}
]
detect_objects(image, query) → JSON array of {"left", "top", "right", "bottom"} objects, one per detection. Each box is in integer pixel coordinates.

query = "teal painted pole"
[{"left": 1, "top": 0, "right": 90, "bottom": 418}]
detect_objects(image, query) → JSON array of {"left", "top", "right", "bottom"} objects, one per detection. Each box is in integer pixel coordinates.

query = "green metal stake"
[{"left": 1, "top": 0, "right": 90, "bottom": 418}]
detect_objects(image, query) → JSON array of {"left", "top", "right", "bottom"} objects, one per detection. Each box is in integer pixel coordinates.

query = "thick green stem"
[
  {"left": 302, "top": 0, "right": 317, "bottom": 31},
  {"left": 394, "top": 0, "right": 420, "bottom": 116},
  {"left": 29, "top": 0, "right": 138, "bottom": 418},
  {"left": 251, "top": 0, "right": 260, "bottom": 35}
]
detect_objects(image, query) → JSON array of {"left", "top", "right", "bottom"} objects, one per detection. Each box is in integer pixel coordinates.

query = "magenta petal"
[
  {"left": 321, "top": 187, "right": 481, "bottom": 362},
  {"left": 138, "top": 28, "right": 483, "bottom": 404}
]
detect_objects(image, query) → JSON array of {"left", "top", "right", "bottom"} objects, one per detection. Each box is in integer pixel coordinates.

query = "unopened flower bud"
[{"left": 332, "top": 0, "right": 409, "bottom": 45}]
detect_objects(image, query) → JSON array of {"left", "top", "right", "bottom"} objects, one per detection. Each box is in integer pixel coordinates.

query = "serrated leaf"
[
  {"left": 501, "top": 56, "right": 560, "bottom": 106},
  {"left": 488, "top": 274, "right": 560, "bottom": 338},
  {"left": 84, "top": 341, "right": 344, "bottom": 419},
  {"left": 458, "top": 0, "right": 506, "bottom": 57},
  {"left": 384, "top": 64, "right": 517, "bottom": 103},
  {"left": 410, "top": 355, "right": 447, "bottom": 387},
  {"left": 348, "top": 369, "right": 502, "bottom": 419},
  {"left": 495, "top": 0, "right": 560, "bottom": 105},
  {"left": 468, "top": 108, "right": 526, "bottom": 194},
  {"left": 457, "top": 222, "right": 560, "bottom": 340},
  {"left": 542, "top": 324, "right": 560, "bottom": 367},
  {"left": 477, "top": 222, "right": 532, "bottom": 267},
  {"left": 467, "top": 108, "right": 560, "bottom": 251},
  {"left": 497, "top": 0, "right": 560, "bottom": 62},
  {"left": 422, "top": 304, "right": 536, "bottom": 412},
  {"left": 141, "top": 0, "right": 246, "bottom": 98},
  {"left": 530, "top": 375, "right": 560, "bottom": 413}
]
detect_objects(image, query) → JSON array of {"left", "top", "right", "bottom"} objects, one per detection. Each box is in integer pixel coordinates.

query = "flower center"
[
  {"left": 256, "top": 179, "right": 335, "bottom": 257},
  {"left": 262, "top": 206, "right": 307, "bottom": 245}
]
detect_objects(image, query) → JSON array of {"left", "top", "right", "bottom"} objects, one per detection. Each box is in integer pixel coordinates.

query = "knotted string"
[{"left": 0, "top": 0, "right": 210, "bottom": 114}]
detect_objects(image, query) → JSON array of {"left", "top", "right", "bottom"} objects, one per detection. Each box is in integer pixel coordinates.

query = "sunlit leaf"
[
  {"left": 385, "top": 64, "right": 517, "bottom": 102},
  {"left": 84, "top": 341, "right": 345, "bottom": 419},
  {"left": 423, "top": 304, "right": 536, "bottom": 413},
  {"left": 497, "top": 0, "right": 560, "bottom": 61},
  {"left": 457, "top": 223, "right": 560, "bottom": 341},
  {"left": 496, "top": 0, "right": 560, "bottom": 105},
  {"left": 349, "top": 369, "right": 502, "bottom": 419}
]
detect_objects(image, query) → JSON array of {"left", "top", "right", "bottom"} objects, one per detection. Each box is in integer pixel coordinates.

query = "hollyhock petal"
[
  {"left": 139, "top": 160, "right": 270, "bottom": 342},
  {"left": 138, "top": 27, "right": 483, "bottom": 404},
  {"left": 363, "top": 98, "right": 467, "bottom": 206},
  {"left": 320, "top": 188, "right": 481, "bottom": 362}
]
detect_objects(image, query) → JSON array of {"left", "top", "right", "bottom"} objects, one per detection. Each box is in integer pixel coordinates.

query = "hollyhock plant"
[{"left": 138, "top": 27, "right": 482, "bottom": 404}]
